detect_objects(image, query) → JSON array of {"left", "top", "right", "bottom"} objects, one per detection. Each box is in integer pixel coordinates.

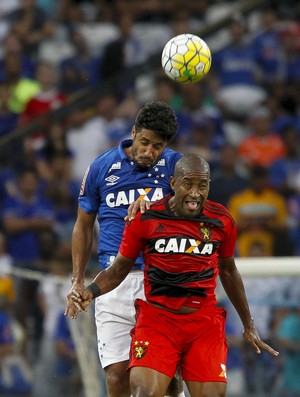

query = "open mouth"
[{"left": 185, "top": 201, "right": 201, "bottom": 211}]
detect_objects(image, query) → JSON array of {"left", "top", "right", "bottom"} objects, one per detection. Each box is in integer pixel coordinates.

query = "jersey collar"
[{"left": 118, "top": 139, "right": 133, "bottom": 160}]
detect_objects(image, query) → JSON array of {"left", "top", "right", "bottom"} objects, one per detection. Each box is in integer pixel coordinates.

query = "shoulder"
[
  {"left": 162, "top": 147, "right": 182, "bottom": 160},
  {"left": 204, "top": 200, "right": 235, "bottom": 227},
  {"left": 159, "top": 148, "right": 183, "bottom": 171}
]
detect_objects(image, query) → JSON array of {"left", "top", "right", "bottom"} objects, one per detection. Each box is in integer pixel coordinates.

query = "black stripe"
[
  {"left": 147, "top": 264, "right": 214, "bottom": 297},
  {"left": 141, "top": 209, "right": 224, "bottom": 228}
]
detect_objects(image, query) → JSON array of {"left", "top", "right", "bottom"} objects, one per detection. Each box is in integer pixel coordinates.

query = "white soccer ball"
[{"left": 161, "top": 33, "right": 212, "bottom": 84}]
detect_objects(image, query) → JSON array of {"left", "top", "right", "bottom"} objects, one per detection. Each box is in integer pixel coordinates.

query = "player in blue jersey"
[{"left": 65, "top": 101, "right": 183, "bottom": 397}]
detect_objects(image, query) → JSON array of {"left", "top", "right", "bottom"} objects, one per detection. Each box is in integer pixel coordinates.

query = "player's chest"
[
  {"left": 147, "top": 221, "right": 224, "bottom": 255},
  {"left": 100, "top": 164, "right": 172, "bottom": 205}
]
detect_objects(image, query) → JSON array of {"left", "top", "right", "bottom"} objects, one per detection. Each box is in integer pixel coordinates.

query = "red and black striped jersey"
[{"left": 120, "top": 194, "right": 236, "bottom": 310}]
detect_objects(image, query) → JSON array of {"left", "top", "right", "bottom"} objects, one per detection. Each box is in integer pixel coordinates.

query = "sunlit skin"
[
  {"left": 126, "top": 127, "right": 168, "bottom": 170},
  {"left": 169, "top": 170, "right": 210, "bottom": 218}
]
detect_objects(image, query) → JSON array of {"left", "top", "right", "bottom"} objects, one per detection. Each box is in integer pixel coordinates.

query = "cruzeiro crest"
[
  {"left": 133, "top": 340, "right": 149, "bottom": 359},
  {"left": 199, "top": 223, "right": 211, "bottom": 241}
]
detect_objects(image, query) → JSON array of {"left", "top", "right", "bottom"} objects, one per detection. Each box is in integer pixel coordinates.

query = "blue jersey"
[{"left": 78, "top": 139, "right": 182, "bottom": 270}]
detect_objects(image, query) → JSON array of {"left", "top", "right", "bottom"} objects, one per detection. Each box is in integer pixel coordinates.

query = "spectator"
[
  {"left": 251, "top": 7, "right": 286, "bottom": 88},
  {"left": 209, "top": 144, "right": 250, "bottom": 208},
  {"left": 212, "top": 14, "right": 267, "bottom": 120},
  {"left": 34, "top": 120, "right": 73, "bottom": 182},
  {"left": 35, "top": 256, "right": 72, "bottom": 396},
  {"left": 0, "top": 162, "right": 17, "bottom": 215},
  {"left": 280, "top": 22, "right": 300, "bottom": 84},
  {"left": 8, "top": 0, "right": 55, "bottom": 59},
  {"left": 99, "top": 13, "right": 148, "bottom": 96},
  {"left": 20, "top": 61, "right": 67, "bottom": 151},
  {"left": 240, "top": 245, "right": 286, "bottom": 397},
  {"left": 153, "top": 74, "right": 183, "bottom": 112},
  {"left": 0, "top": 231, "right": 15, "bottom": 305},
  {"left": 227, "top": 165, "right": 290, "bottom": 257},
  {"left": 44, "top": 152, "right": 80, "bottom": 258},
  {"left": 182, "top": 117, "right": 223, "bottom": 166},
  {"left": 269, "top": 124, "right": 300, "bottom": 198},
  {"left": 100, "top": 12, "right": 147, "bottom": 79},
  {"left": 287, "top": 190, "right": 300, "bottom": 255},
  {"left": 222, "top": 299, "right": 246, "bottom": 397},
  {"left": 175, "top": 83, "right": 224, "bottom": 150},
  {"left": 1, "top": 53, "right": 40, "bottom": 113},
  {"left": 54, "top": 311, "right": 83, "bottom": 397},
  {"left": 270, "top": 91, "right": 300, "bottom": 136},
  {"left": 0, "top": 31, "right": 36, "bottom": 80},
  {"left": 66, "top": 94, "right": 126, "bottom": 183},
  {"left": 0, "top": 294, "right": 33, "bottom": 396},
  {"left": 238, "top": 106, "right": 285, "bottom": 170},
  {"left": 276, "top": 307, "right": 300, "bottom": 397},
  {"left": 1, "top": 167, "right": 55, "bottom": 361},
  {"left": 0, "top": 81, "right": 19, "bottom": 138},
  {"left": 59, "top": 27, "right": 101, "bottom": 95}
]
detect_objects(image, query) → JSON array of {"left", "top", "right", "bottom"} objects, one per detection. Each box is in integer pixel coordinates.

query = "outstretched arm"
[
  {"left": 65, "top": 253, "right": 135, "bottom": 317},
  {"left": 219, "top": 256, "right": 279, "bottom": 357}
]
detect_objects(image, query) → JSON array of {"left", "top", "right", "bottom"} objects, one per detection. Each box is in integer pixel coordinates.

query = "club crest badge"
[
  {"left": 199, "top": 224, "right": 211, "bottom": 241},
  {"left": 133, "top": 340, "right": 149, "bottom": 359}
]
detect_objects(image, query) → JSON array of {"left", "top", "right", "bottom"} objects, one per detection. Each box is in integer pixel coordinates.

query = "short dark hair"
[
  {"left": 175, "top": 153, "right": 210, "bottom": 177},
  {"left": 134, "top": 101, "right": 178, "bottom": 142}
]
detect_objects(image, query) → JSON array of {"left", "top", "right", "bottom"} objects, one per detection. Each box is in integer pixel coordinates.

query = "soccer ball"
[{"left": 161, "top": 33, "right": 212, "bottom": 84}]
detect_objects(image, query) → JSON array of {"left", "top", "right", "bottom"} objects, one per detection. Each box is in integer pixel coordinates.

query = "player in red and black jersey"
[
  {"left": 67, "top": 153, "right": 279, "bottom": 397},
  {"left": 121, "top": 194, "right": 236, "bottom": 312}
]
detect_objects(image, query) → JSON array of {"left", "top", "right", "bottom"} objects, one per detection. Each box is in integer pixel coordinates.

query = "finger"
[
  {"left": 129, "top": 203, "right": 139, "bottom": 219},
  {"left": 249, "top": 341, "right": 261, "bottom": 354},
  {"left": 71, "top": 296, "right": 84, "bottom": 310},
  {"left": 259, "top": 341, "right": 279, "bottom": 356},
  {"left": 126, "top": 202, "right": 135, "bottom": 221},
  {"left": 64, "top": 305, "right": 78, "bottom": 319}
]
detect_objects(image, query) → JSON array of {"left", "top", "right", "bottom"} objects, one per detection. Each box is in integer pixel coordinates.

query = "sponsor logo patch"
[{"left": 105, "top": 175, "right": 120, "bottom": 185}]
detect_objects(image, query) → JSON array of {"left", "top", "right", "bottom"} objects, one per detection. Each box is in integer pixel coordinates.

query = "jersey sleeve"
[
  {"left": 119, "top": 214, "right": 146, "bottom": 259},
  {"left": 78, "top": 161, "right": 101, "bottom": 214},
  {"left": 218, "top": 217, "right": 237, "bottom": 258}
]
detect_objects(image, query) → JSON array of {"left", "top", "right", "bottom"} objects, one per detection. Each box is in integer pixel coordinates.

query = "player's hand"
[
  {"left": 71, "top": 289, "right": 93, "bottom": 312},
  {"left": 124, "top": 199, "right": 153, "bottom": 221},
  {"left": 243, "top": 326, "right": 279, "bottom": 357},
  {"left": 65, "top": 282, "right": 85, "bottom": 319}
]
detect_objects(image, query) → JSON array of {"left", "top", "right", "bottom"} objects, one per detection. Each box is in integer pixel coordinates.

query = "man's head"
[
  {"left": 169, "top": 153, "right": 210, "bottom": 217},
  {"left": 131, "top": 101, "right": 178, "bottom": 170}
]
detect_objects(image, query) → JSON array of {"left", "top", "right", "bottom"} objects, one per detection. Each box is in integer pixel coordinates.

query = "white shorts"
[{"left": 95, "top": 271, "right": 144, "bottom": 369}]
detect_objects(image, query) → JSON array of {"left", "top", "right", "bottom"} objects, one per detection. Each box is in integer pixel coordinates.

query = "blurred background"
[{"left": 0, "top": 0, "right": 299, "bottom": 396}]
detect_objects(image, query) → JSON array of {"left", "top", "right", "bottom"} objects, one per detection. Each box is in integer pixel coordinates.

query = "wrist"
[
  {"left": 86, "top": 282, "right": 101, "bottom": 299},
  {"left": 243, "top": 317, "right": 255, "bottom": 331},
  {"left": 71, "top": 276, "right": 84, "bottom": 284}
]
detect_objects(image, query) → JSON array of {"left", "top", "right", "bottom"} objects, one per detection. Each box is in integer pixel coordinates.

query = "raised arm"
[{"left": 218, "top": 256, "right": 279, "bottom": 357}]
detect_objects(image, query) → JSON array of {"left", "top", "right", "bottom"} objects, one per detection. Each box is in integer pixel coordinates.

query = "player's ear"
[
  {"left": 170, "top": 176, "right": 176, "bottom": 190},
  {"left": 131, "top": 126, "right": 136, "bottom": 139}
]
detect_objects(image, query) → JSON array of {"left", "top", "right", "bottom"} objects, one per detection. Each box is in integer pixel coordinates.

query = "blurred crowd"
[{"left": 0, "top": 0, "right": 299, "bottom": 396}]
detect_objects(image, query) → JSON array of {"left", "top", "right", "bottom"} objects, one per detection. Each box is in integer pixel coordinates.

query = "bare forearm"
[
  {"left": 93, "top": 266, "right": 130, "bottom": 295},
  {"left": 71, "top": 221, "right": 94, "bottom": 283},
  {"left": 219, "top": 265, "right": 253, "bottom": 330}
]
